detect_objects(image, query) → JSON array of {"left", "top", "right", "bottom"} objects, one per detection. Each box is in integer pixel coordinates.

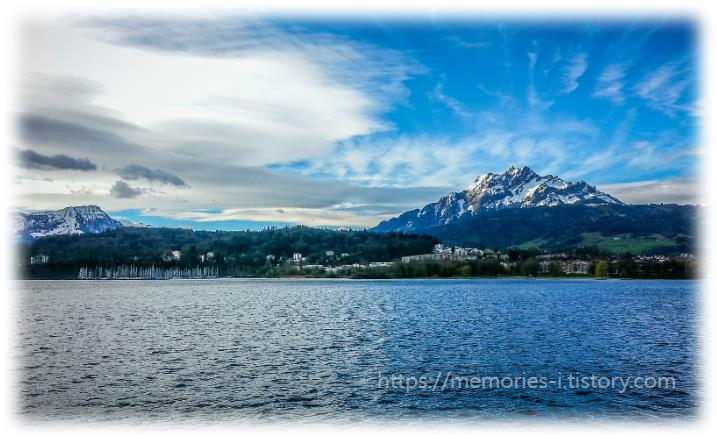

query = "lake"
[{"left": 16, "top": 278, "right": 700, "bottom": 423}]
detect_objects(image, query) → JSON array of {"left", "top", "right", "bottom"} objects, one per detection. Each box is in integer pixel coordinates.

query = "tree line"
[{"left": 19, "top": 226, "right": 438, "bottom": 279}]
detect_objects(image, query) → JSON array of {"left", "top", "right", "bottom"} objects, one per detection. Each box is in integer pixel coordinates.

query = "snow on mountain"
[
  {"left": 118, "top": 219, "right": 153, "bottom": 228},
  {"left": 373, "top": 165, "right": 623, "bottom": 232},
  {"left": 15, "top": 205, "right": 124, "bottom": 242}
]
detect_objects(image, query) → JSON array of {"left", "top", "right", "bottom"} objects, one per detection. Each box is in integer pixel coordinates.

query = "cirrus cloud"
[
  {"left": 635, "top": 63, "right": 690, "bottom": 117},
  {"left": 560, "top": 52, "right": 588, "bottom": 94},
  {"left": 592, "top": 64, "right": 626, "bottom": 104}
]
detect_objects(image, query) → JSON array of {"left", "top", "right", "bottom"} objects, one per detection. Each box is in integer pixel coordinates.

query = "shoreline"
[{"left": 15, "top": 276, "right": 699, "bottom": 281}]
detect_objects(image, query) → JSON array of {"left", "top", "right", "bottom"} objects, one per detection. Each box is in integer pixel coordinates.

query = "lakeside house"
[
  {"left": 162, "top": 250, "right": 181, "bottom": 262},
  {"left": 30, "top": 254, "right": 49, "bottom": 265},
  {"left": 398, "top": 243, "right": 601, "bottom": 276},
  {"left": 401, "top": 253, "right": 474, "bottom": 263},
  {"left": 402, "top": 244, "right": 486, "bottom": 263},
  {"left": 368, "top": 261, "right": 394, "bottom": 268},
  {"left": 299, "top": 261, "right": 395, "bottom": 273},
  {"left": 562, "top": 260, "right": 592, "bottom": 275},
  {"left": 536, "top": 253, "right": 569, "bottom": 260}
]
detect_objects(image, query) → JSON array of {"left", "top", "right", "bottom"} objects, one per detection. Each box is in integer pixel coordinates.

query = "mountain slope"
[
  {"left": 373, "top": 165, "right": 622, "bottom": 232},
  {"left": 422, "top": 204, "right": 697, "bottom": 253},
  {"left": 15, "top": 205, "right": 123, "bottom": 242}
]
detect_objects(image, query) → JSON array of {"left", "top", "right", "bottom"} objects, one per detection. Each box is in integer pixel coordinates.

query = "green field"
[
  {"left": 517, "top": 238, "right": 550, "bottom": 250},
  {"left": 576, "top": 232, "right": 678, "bottom": 254}
]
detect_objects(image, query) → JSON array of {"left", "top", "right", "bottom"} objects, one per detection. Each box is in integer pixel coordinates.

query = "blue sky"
[
  {"left": 16, "top": 17, "right": 700, "bottom": 229},
  {"left": 269, "top": 19, "right": 698, "bottom": 185}
]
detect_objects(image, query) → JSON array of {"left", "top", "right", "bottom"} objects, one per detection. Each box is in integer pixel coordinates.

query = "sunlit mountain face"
[{"left": 373, "top": 165, "right": 623, "bottom": 232}]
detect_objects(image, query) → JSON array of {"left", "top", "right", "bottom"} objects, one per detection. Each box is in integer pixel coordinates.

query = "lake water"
[{"left": 16, "top": 279, "right": 700, "bottom": 423}]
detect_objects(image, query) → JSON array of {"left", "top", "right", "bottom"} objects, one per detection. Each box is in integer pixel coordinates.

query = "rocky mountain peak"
[{"left": 373, "top": 166, "right": 623, "bottom": 233}]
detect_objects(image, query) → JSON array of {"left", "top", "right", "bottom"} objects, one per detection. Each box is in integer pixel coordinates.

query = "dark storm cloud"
[
  {"left": 116, "top": 164, "right": 188, "bottom": 187},
  {"left": 19, "top": 114, "right": 145, "bottom": 153},
  {"left": 17, "top": 148, "right": 97, "bottom": 171},
  {"left": 109, "top": 181, "right": 145, "bottom": 199}
]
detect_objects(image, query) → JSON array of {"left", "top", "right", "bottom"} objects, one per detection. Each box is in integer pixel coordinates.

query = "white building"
[
  {"left": 325, "top": 250, "right": 335, "bottom": 257},
  {"left": 30, "top": 254, "right": 49, "bottom": 265},
  {"left": 539, "top": 261, "right": 552, "bottom": 274},
  {"left": 401, "top": 253, "right": 477, "bottom": 263},
  {"left": 163, "top": 250, "right": 181, "bottom": 262},
  {"left": 563, "top": 260, "right": 591, "bottom": 275},
  {"left": 292, "top": 253, "right": 303, "bottom": 262},
  {"left": 433, "top": 244, "right": 485, "bottom": 257},
  {"left": 537, "top": 253, "right": 568, "bottom": 260}
]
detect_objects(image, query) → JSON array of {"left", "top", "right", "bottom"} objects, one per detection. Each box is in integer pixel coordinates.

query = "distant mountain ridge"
[
  {"left": 118, "top": 219, "right": 153, "bottom": 228},
  {"left": 15, "top": 205, "right": 123, "bottom": 242},
  {"left": 373, "top": 165, "right": 623, "bottom": 232}
]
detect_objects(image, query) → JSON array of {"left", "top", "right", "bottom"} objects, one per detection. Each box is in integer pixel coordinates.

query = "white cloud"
[
  {"left": 445, "top": 36, "right": 491, "bottom": 49},
  {"left": 561, "top": 117, "right": 694, "bottom": 183},
  {"left": 634, "top": 63, "right": 690, "bottom": 117},
  {"left": 141, "top": 207, "right": 381, "bottom": 228},
  {"left": 20, "top": 19, "right": 393, "bottom": 166},
  {"left": 560, "top": 52, "right": 588, "bottom": 94},
  {"left": 626, "top": 140, "right": 658, "bottom": 169},
  {"left": 561, "top": 106, "right": 645, "bottom": 181},
  {"left": 16, "top": 17, "right": 435, "bottom": 226},
  {"left": 15, "top": 18, "right": 699, "bottom": 226},
  {"left": 527, "top": 52, "right": 538, "bottom": 71},
  {"left": 600, "top": 177, "right": 702, "bottom": 205},
  {"left": 592, "top": 64, "right": 626, "bottom": 104},
  {"left": 526, "top": 51, "right": 554, "bottom": 110},
  {"left": 284, "top": 117, "right": 595, "bottom": 190},
  {"left": 429, "top": 83, "right": 472, "bottom": 118},
  {"left": 285, "top": 135, "right": 493, "bottom": 189}
]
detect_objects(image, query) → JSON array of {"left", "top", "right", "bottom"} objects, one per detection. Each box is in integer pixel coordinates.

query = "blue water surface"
[{"left": 17, "top": 279, "right": 701, "bottom": 423}]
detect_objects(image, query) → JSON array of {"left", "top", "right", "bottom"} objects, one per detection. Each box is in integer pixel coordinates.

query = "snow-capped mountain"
[
  {"left": 15, "top": 205, "right": 123, "bottom": 242},
  {"left": 373, "top": 166, "right": 623, "bottom": 232}
]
